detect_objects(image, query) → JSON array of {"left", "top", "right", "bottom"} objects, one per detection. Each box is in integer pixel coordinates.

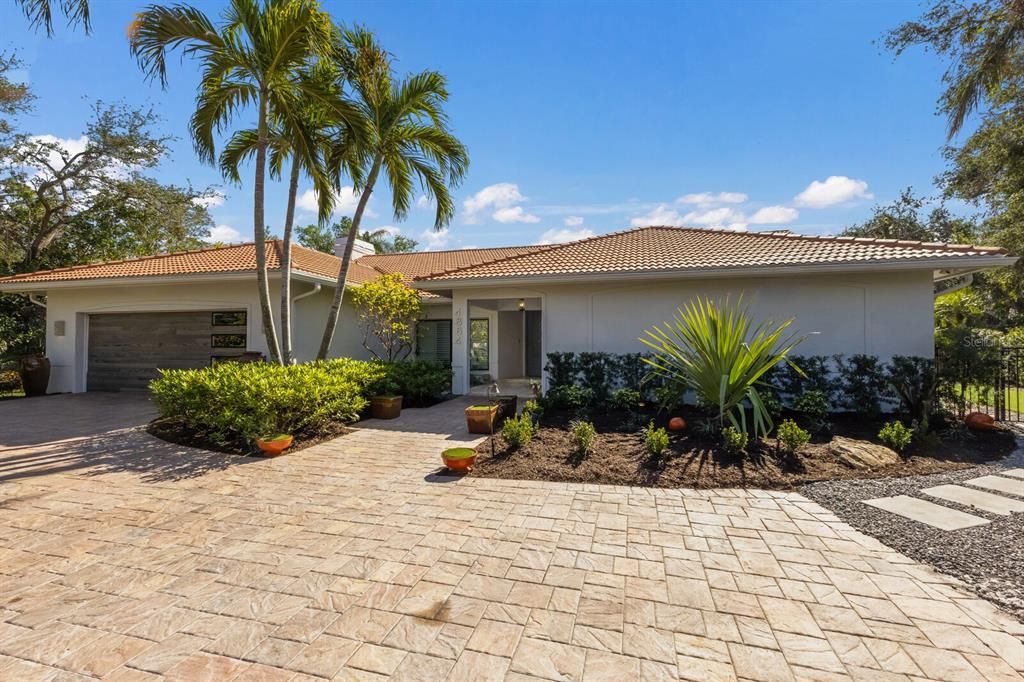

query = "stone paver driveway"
[{"left": 1, "top": 395, "right": 1022, "bottom": 681}]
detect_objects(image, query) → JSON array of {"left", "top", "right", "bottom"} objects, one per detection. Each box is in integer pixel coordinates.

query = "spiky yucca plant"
[{"left": 641, "top": 297, "right": 804, "bottom": 440}]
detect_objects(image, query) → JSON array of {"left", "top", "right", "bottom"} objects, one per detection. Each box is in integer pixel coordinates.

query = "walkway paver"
[
  {"left": 862, "top": 495, "right": 991, "bottom": 531},
  {"left": 1002, "top": 468, "right": 1024, "bottom": 479},
  {"left": 1, "top": 393, "right": 1022, "bottom": 681},
  {"left": 965, "top": 474, "right": 1024, "bottom": 497},
  {"left": 922, "top": 484, "right": 1024, "bottom": 516}
]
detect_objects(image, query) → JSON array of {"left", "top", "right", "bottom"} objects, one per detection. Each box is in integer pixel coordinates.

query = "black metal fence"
[{"left": 960, "top": 346, "right": 1023, "bottom": 422}]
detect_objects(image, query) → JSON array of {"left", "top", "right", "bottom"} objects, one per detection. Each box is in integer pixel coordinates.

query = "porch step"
[
  {"left": 964, "top": 475, "right": 1024, "bottom": 498},
  {"left": 862, "top": 495, "right": 989, "bottom": 531},
  {"left": 921, "top": 484, "right": 1024, "bottom": 516}
]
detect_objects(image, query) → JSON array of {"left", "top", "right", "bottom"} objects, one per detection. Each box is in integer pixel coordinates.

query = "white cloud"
[
  {"left": 794, "top": 176, "right": 872, "bottom": 208},
  {"left": 682, "top": 206, "right": 747, "bottom": 225},
  {"left": 677, "top": 191, "right": 747, "bottom": 206},
  {"left": 419, "top": 228, "right": 452, "bottom": 250},
  {"left": 204, "top": 224, "right": 242, "bottom": 243},
  {"left": 415, "top": 194, "right": 432, "bottom": 209},
  {"left": 630, "top": 204, "right": 685, "bottom": 227},
  {"left": 492, "top": 206, "right": 540, "bottom": 224},
  {"left": 748, "top": 205, "right": 799, "bottom": 224},
  {"left": 563, "top": 215, "right": 584, "bottom": 227},
  {"left": 631, "top": 204, "right": 750, "bottom": 231},
  {"left": 29, "top": 134, "right": 89, "bottom": 171},
  {"left": 192, "top": 191, "right": 225, "bottom": 209},
  {"left": 463, "top": 182, "right": 539, "bottom": 223},
  {"left": 536, "top": 227, "right": 596, "bottom": 245},
  {"left": 297, "top": 186, "right": 372, "bottom": 217}
]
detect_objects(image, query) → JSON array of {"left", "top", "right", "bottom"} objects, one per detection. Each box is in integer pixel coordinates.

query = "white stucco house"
[{"left": 0, "top": 226, "right": 1015, "bottom": 395}]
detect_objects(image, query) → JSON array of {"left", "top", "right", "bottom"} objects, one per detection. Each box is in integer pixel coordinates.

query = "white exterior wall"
[
  {"left": 42, "top": 277, "right": 368, "bottom": 393},
  {"left": 444, "top": 271, "right": 936, "bottom": 394}
]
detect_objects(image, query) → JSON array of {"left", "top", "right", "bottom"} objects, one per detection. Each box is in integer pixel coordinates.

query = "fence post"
[{"left": 995, "top": 349, "right": 1006, "bottom": 422}]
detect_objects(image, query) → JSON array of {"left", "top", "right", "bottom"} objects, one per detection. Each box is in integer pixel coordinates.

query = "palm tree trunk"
[
  {"left": 254, "top": 92, "right": 283, "bottom": 365},
  {"left": 279, "top": 158, "right": 300, "bottom": 365},
  {"left": 316, "top": 156, "right": 382, "bottom": 360}
]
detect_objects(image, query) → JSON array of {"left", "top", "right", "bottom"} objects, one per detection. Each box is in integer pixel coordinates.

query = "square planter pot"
[
  {"left": 371, "top": 396, "right": 403, "bottom": 420},
  {"left": 465, "top": 405, "right": 499, "bottom": 434}
]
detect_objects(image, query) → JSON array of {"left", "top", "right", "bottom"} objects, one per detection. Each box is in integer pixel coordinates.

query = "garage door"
[{"left": 87, "top": 310, "right": 248, "bottom": 391}]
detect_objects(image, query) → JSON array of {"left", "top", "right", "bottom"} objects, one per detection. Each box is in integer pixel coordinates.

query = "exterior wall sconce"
[{"left": 517, "top": 299, "right": 526, "bottom": 310}]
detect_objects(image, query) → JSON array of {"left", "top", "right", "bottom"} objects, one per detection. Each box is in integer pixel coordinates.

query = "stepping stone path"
[
  {"left": 863, "top": 469, "right": 1024, "bottom": 530},
  {"left": 921, "top": 484, "right": 1024, "bottom": 516}
]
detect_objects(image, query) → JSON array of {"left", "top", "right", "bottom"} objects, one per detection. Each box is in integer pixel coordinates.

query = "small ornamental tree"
[{"left": 350, "top": 273, "right": 422, "bottom": 361}]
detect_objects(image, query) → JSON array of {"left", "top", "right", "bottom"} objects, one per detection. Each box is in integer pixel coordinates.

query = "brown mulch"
[
  {"left": 468, "top": 409, "right": 1017, "bottom": 490},
  {"left": 147, "top": 417, "right": 352, "bottom": 457}
]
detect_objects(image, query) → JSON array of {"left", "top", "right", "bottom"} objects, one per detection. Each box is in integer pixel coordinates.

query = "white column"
[{"left": 451, "top": 292, "right": 470, "bottom": 394}]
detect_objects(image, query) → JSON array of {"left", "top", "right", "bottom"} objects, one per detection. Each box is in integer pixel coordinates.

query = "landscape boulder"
[{"left": 829, "top": 436, "right": 901, "bottom": 469}]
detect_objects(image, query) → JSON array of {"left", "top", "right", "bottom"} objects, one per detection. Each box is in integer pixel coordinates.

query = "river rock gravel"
[{"left": 801, "top": 429, "right": 1024, "bottom": 622}]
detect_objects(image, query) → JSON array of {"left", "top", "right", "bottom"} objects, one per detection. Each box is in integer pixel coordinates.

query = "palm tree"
[
  {"left": 129, "top": 0, "right": 348, "bottom": 365},
  {"left": 219, "top": 63, "right": 363, "bottom": 363},
  {"left": 16, "top": 0, "right": 91, "bottom": 36},
  {"left": 316, "top": 30, "right": 469, "bottom": 359}
]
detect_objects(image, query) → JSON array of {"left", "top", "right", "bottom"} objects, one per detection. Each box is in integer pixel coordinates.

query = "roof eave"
[
  {"left": 0, "top": 268, "right": 346, "bottom": 294},
  {"left": 414, "top": 255, "right": 1018, "bottom": 290}
]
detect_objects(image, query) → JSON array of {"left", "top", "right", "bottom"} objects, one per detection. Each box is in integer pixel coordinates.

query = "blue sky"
[{"left": 2, "top": 0, "right": 954, "bottom": 250}]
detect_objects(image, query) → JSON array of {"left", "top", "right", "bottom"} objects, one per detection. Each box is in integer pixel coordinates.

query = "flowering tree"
[{"left": 350, "top": 273, "right": 422, "bottom": 361}]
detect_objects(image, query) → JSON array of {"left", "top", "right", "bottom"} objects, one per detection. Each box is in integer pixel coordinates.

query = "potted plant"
[
  {"left": 370, "top": 375, "right": 403, "bottom": 419},
  {"left": 441, "top": 447, "right": 477, "bottom": 471},
  {"left": 256, "top": 433, "right": 294, "bottom": 456},
  {"left": 465, "top": 404, "right": 499, "bottom": 434}
]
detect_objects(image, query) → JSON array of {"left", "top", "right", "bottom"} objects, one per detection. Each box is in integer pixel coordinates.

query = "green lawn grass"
[{"left": 959, "top": 384, "right": 1024, "bottom": 412}]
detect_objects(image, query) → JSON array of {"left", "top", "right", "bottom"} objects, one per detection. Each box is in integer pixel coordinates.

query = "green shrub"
[
  {"left": 776, "top": 419, "right": 810, "bottom": 454},
  {"left": 501, "top": 414, "right": 534, "bottom": 450},
  {"left": 0, "top": 369, "right": 21, "bottom": 393},
  {"left": 721, "top": 426, "right": 749, "bottom": 455},
  {"left": 794, "top": 390, "right": 830, "bottom": 433},
  {"left": 835, "top": 354, "right": 888, "bottom": 417},
  {"left": 766, "top": 355, "right": 838, "bottom": 404},
  {"left": 878, "top": 420, "right": 913, "bottom": 453},
  {"left": 644, "top": 421, "right": 669, "bottom": 458},
  {"left": 151, "top": 361, "right": 369, "bottom": 444},
  {"left": 611, "top": 387, "right": 642, "bottom": 413},
  {"left": 653, "top": 384, "right": 681, "bottom": 415},
  {"left": 578, "top": 352, "right": 612, "bottom": 403},
  {"left": 886, "top": 356, "right": 937, "bottom": 434},
  {"left": 544, "top": 384, "right": 594, "bottom": 411},
  {"left": 371, "top": 360, "right": 452, "bottom": 406},
  {"left": 544, "top": 352, "right": 579, "bottom": 389},
  {"left": 522, "top": 399, "right": 542, "bottom": 422},
  {"left": 570, "top": 419, "right": 597, "bottom": 455}
]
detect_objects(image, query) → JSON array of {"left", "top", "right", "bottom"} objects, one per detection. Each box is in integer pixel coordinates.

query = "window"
[
  {"left": 212, "top": 310, "right": 246, "bottom": 326},
  {"left": 470, "top": 318, "right": 489, "bottom": 371},
  {"left": 416, "top": 320, "right": 452, "bottom": 363},
  {"left": 211, "top": 334, "right": 246, "bottom": 349}
]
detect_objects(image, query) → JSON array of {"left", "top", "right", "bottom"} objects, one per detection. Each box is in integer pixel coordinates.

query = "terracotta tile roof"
[
  {"left": 0, "top": 241, "right": 382, "bottom": 286},
  {"left": 415, "top": 226, "right": 1011, "bottom": 282},
  {"left": 0, "top": 227, "right": 1010, "bottom": 290}
]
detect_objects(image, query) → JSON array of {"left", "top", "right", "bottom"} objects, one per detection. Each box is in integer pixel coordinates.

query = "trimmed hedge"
[
  {"left": 151, "top": 360, "right": 373, "bottom": 444},
  {"left": 150, "top": 358, "right": 452, "bottom": 446}
]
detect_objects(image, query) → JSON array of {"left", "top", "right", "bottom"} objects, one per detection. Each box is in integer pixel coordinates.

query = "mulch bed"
[
  {"left": 147, "top": 417, "right": 351, "bottom": 457},
  {"left": 468, "top": 407, "right": 1017, "bottom": 490}
]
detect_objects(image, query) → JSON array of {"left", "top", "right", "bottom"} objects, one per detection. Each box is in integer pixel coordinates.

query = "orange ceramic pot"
[
  {"left": 965, "top": 412, "right": 997, "bottom": 431},
  {"left": 668, "top": 416, "right": 687, "bottom": 431},
  {"left": 442, "top": 447, "right": 478, "bottom": 471},
  {"left": 257, "top": 435, "right": 293, "bottom": 456}
]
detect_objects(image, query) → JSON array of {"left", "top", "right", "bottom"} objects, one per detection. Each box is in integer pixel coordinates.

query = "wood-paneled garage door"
[{"left": 87, "top": 311, "right": 246, "bottom": 391}]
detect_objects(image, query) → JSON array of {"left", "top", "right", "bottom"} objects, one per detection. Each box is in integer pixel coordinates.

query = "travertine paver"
[
  {"left": 965, "top": 474, "right": 1024, "bottom": 497},
  {"left": 1002, "top": 468, "right": 1024, "bottom": 479},
  {"left": 862, "top": 495, "right": 991, "bottom": 530},
  {"left": 922, "top": 484, "right": 1024, "bottom": 516},
  {"left": 1, "top": 394, "right": 1022, "bottom": 681}
]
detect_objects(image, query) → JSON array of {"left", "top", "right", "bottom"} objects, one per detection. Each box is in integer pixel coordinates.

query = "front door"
[{"left": 525, "top": 310, "right": 542, "bottom": 377}]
